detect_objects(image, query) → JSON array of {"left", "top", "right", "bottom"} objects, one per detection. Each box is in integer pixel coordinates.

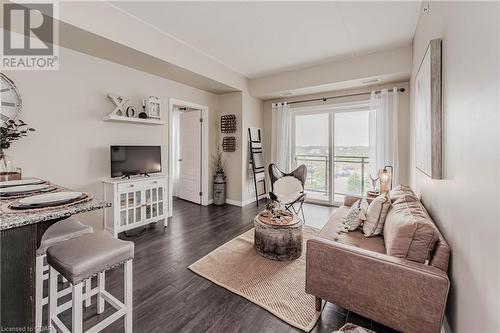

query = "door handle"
[{"left": 178, "top": 159, "right": 183, "bottom": 162}]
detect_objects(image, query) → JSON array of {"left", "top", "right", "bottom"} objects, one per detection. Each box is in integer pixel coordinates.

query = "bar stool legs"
[
  {"left": 97, "top": 272, "right": 105, "bottom": 314},
  {"left": 49, "top": 260, "right": 133, "bottom": 333},
  {"left": 48, "top": 267, "right": 58, "bottom": 330},
  {"left": 35, "top": 255, "right": 92, "bottom": 332},
  {"left": 84, "top": 278, "right": 92, "bottom": 308},
  {"left": 72, "top": 283, "right": 84, "bottom": 333},
  {"left": 124, "top": 261, "right": 133, "bottom": 333}
]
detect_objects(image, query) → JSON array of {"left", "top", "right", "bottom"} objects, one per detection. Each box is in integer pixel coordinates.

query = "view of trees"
[{"left": 295, "top": 145, "right": 370, "bottom": 197}]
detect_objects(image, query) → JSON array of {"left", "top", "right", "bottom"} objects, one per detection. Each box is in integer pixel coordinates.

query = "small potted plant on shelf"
[{"left": 0, "top": 119, "right": 35, "bottom": 181}]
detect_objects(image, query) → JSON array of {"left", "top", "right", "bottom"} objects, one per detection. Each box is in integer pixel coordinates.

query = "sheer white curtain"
[
  {"left": 271, "top": 102, "right": 293, "bottom": 171},
  {"left": 368, "top": 88, "right": 400, "bottom": 185}
]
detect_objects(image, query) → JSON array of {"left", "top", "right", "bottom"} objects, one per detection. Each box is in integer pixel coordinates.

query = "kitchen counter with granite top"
[{"left": 0, "top": 196, "right": 111, "bottom": 231}]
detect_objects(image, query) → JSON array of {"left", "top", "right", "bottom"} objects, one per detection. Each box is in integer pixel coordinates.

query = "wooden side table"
[{"left": 254, "top": 213, "right": 303, "bottom": 261}]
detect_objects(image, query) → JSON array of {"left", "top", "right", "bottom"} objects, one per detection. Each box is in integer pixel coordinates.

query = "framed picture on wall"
[
  {"left": 145, "top": 96, "right": 161, "bottom": 119},
  {"left": 415, "top": 38, "right": 443, "bottom": 179}
]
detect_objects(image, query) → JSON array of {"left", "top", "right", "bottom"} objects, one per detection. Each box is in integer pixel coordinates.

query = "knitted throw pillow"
[{"left": 340, "top": 198, "right": 369, "bottom": 232}]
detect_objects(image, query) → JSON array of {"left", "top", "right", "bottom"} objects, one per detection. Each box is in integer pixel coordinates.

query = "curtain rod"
[{"left": 282, "top": 87, "right": 405, "bottom": 106}]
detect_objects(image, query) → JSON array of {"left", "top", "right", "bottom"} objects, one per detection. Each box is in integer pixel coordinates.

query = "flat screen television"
[{"left": 110, "top": 145, "right": 161, "bottom": 178}]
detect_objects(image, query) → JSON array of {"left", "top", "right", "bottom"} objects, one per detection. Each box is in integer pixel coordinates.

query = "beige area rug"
[{"left": 188, "top": 226, "right": 322, "bottom": 332}]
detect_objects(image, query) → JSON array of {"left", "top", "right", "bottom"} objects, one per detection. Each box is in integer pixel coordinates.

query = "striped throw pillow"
[{"left": 363, "top": 192, "right": 391, "bottom": 237}]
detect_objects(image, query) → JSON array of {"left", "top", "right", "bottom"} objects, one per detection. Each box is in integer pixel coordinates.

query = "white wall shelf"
[{"left": 103, "top": 114, "right": 165, "bottom": 125}]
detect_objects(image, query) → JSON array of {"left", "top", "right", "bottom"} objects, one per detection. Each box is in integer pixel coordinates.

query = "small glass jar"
[{"left": 0, "top": 153, "right": 21, "bottom": 181}]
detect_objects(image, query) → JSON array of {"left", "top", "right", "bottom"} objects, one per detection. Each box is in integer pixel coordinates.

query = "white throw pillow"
[
  {"left": 340, "top": 198, "right": 369, "bottom": 232},
  {"left": 363, "top": 192, "right": 391, "bottom": 237}
]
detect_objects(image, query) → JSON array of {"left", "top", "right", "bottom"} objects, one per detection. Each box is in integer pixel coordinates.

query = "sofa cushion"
[
  {"left": 363, "top": 192, "right": 391, "bottom": 237},
  {"left": 383, "top": 195, "right": 439, "bottom": 263},
  {"left": 389, "top": 184, "right": 415, "bottom": 202},
  {"left": 319, "top": 207, "right": 385, "bottom": 254}
]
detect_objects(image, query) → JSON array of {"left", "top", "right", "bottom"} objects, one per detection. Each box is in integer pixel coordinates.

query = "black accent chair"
[{"left": 268, "top": 164, "right": 307, "bottom": 222}]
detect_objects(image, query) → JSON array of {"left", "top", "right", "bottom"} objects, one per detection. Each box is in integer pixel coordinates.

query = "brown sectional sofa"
[{"left": 305, "top": 186, "right": 450, "bottom": 333}]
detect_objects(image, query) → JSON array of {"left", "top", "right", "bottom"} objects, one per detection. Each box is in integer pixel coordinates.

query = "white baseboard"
[
  {"left": 241, "top": 198, "right": 256, "bottom": 207},
  {"left": 242, "top": 194, "right": 267, "bottom": 207},
  {"left": 225, "top": 195, "right": 266, "bottom": 207},
  {"left": 226, "top": 199, "right": 243, "bottom": 207},
  {"left": 206, "top": 199, "right": 214, "bottom": 205}
]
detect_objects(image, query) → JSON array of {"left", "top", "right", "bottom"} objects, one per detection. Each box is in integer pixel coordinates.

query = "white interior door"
[{"left": 178, "top": 110, "right": 201, "bottom": 204}]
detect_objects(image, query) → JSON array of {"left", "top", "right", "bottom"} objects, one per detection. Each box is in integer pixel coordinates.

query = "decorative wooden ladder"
[{"left": 248, "top": 128, "right": 267, "bottom": 206}]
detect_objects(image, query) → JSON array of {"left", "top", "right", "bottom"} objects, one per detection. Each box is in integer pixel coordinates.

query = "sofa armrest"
[{"left": 306, "top": 237, "right": 449, "bottom": 333}]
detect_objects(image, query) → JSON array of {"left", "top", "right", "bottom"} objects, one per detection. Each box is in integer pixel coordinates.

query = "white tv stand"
[{"left": 102, "top": 174, "right": 169, "bottom": 237}]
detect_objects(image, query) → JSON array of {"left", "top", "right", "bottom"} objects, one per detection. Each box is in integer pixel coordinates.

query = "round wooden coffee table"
[{"left": 254, "top": 211, "right": 303, "bottom": 261}]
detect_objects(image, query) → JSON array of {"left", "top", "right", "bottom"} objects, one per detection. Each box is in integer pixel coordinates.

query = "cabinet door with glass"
[
  {"left": 145, "top": 185, "right": 165, "bottom": 220},
  {"left": 118, "top": 189, "right": 143, "bottom": 228}
]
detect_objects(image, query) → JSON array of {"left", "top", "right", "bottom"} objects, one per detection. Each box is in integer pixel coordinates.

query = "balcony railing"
[{"left": 294, "top": 154, "right": 370, "bottom": 199}]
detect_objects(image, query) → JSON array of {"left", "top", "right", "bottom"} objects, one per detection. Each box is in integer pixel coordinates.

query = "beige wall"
[
  {"left": 217, "top": 91, "right": 264, "bottom": 205},
  {"left": 409, "top": 2, "right": 500, "bottom": 332},
  {"left": 262, "top": 81, "right": 411, "bottom": 188},
  {"left": 218, "top": 92, "right": 244, "bottom": 203},
  {"left": 242, "top": 92, "right": 264, "bottom": 204},
  {"left": 5, "top": 46, "right": 220, "bottom": 230}
]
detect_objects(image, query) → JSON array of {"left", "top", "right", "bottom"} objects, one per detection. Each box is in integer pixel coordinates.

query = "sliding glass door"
[
  {"left": 333, "top": 110, "right": 371, "bottom": 204},
  {"left": 292, "top": 103, "right": 371, "bottom": 206},
  {"left": 293, "top": 112, "right": 332, "bottom": 203}
]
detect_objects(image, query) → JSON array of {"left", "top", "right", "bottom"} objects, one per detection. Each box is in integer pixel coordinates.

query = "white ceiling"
[{"left": 110, "top": 1, "right": 421, "bottom": 79}]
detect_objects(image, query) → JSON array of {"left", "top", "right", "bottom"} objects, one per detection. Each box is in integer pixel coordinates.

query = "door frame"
[
  {"left": 290, "top": 100, "right": 370, "bottom": 206},
  {"left": 168, "top": 98, "right": 209, "bottom": 216}
]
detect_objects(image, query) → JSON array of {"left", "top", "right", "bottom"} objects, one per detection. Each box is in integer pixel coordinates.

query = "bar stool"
[
  {"left": 47, "top": 231, "right": 134, "bottom": 333},
  {"left": 36, "top": 217, "right": 94, "bottom": 331}
]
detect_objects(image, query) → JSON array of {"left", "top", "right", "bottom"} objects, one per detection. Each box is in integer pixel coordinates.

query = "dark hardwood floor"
[{"left": 57, "top": 198, "right": 398, "bottom": 333}]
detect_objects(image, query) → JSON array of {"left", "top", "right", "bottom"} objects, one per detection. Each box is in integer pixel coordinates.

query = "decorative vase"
[
  {"left": 213, "top": 171, "right": 226, "bottom": 205},
  {"left": 0, "top": 153, "right": 21, "bottom": 181}
]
